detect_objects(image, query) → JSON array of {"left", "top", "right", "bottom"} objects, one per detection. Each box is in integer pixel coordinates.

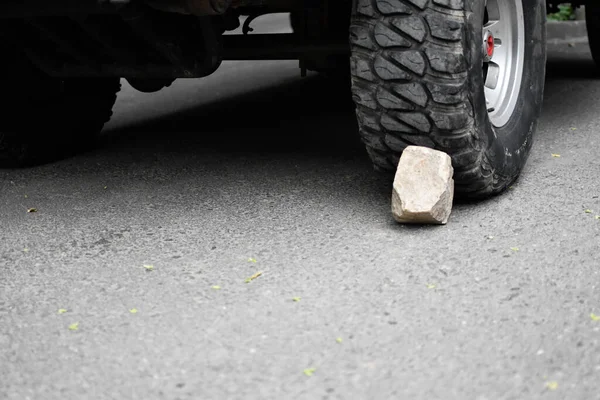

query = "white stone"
[{"left": 391, "top": 146, "right": 454, "bottom": 225}]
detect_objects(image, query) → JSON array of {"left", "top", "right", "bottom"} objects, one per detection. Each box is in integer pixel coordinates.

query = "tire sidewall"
[
  {"left": 586, "top": 3, "right": 600, "bottom": 65},
  {"left": 467, "top": 0, "right": 546, "bottom": 189}
]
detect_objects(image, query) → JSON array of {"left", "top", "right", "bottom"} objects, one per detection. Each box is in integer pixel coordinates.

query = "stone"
[{"left": 391, "top": 146, "right": 454, "bottom": 225}]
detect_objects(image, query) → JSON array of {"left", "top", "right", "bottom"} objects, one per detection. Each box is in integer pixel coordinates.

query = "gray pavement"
[{"left": 2, "top": 29, "right": 600, "bottom": 400}]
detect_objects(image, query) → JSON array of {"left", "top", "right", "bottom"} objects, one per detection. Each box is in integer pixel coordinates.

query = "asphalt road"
[{"left": 2, "top": 20, "right": 600, "bottom": 400}]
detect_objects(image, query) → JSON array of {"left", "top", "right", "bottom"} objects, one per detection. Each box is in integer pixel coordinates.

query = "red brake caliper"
[
  {"left": 484, "top": 31, "right": 495, "bottom": 112},
  {"left": 487, "top": 33, "right": 495, "bottom": 58}
]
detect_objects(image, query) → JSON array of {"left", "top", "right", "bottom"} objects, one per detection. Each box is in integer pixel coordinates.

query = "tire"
[
  {"left": 0, "top": 52, "right": 120, "bottom": 168},
  {"left": 350, "top": 0, "right": 547, "bottom": 198},
  {"left": 586, "top": 3, "right": 600, "bottom": 67}
]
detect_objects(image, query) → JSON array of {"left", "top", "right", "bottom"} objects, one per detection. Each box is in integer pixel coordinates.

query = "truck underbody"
[
  {"left": 0, "top": 0, "right": 351, "bottom": 93},
  {"left": 0, "top": 1, "right": 592, "bottom": 89}
]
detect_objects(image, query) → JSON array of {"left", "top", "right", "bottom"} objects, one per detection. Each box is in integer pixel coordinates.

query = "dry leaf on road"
[{"left": 245, "top": 271, "right": 263, "bottom": 283}]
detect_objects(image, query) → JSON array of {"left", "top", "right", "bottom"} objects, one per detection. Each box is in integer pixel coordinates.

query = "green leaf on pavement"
[
  {"left": 303, "top": 367, "right": 317, "bottom": 377},
  {"left": 129, "top": 308, "right": 138, "bottom": 314},
  {"left": 551, "top": 154, "right": 561, "bottom": 158},
  {"left": 211, "top": 285, "right": 221, "bottom": 290},
  {"left": 68, "top": 322, "right": 79, "bottom": 331},
  {"left": 545, "top": 381, "right": 559, "bottom": 390},
  {"left": 585, "top": 209, "right": 593, "bottom": 214},
  {"left": 336, "top": 337, "right": 343, "bottom": 344},
  {"left": 510, "top": 247, "right": 519, "bottom": 252},
  {"left": 590, "top": 313, "right": 600, "bottom": 321},
  {"left": 57, "top": 309, "right": 67, "bottom": 314},
  {"left": 292, "top": 297, "right": 301, "bottom": 302},
  {"left": 143, "top": 265, "right": 154, "bottom": 271},
  {"left": 248, "top": 258, "right": 257, "bottom": 263},
  {"left": 426, "top": 284, "right": 436, "bottom": 289}
]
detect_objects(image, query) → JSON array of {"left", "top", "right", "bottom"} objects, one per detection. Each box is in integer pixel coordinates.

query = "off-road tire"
[
  {"left": 586, "top": 3, "right": 600, "bottom": 67},
  {"left": 350, "top": 0, "right": 546, "bottom": 197},
  {"left": 0, "top": 53, "right": 120, "bottom": 167}
]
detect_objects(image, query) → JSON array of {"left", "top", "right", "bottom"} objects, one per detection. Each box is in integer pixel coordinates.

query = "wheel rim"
[{"left": 482, "top": 0, "right": 525, "bottom": 128}]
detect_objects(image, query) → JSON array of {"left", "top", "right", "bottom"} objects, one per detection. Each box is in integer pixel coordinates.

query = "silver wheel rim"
[{"left": 483, "top": 0, "right": 525, "bottom": 128}]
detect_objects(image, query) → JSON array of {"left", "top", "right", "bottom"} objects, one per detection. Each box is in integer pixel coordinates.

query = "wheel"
[
  {"left": 0, "top": 51, "right": 120, "bottom": 168},
  {"left": 350, "top": 0, "right": 547, "bottom": 198},
  {"left": 586, "top": 3, "right": 600, "bottom": 67}
]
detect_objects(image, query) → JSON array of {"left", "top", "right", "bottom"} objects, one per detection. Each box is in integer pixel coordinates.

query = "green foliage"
[{"left": 548, "top": 4, "right": 575, "bottom": 21}]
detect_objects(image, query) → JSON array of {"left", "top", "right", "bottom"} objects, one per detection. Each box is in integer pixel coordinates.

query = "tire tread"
[{"left": 350, "top": 0, "right": 494, "bottom": 196}]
